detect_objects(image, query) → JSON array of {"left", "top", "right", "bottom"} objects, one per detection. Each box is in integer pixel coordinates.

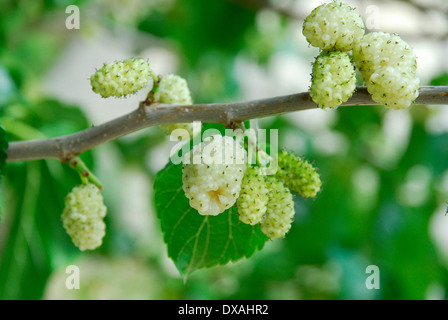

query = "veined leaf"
[
  {"left": 0, "top": 160, "right": 83, "bottom": 299},
  {"left": 154, "top": 163, "right": 267, "bottom": 276},
  {"left": 0, "top": 100, "right": 94, "bottom": 299}
]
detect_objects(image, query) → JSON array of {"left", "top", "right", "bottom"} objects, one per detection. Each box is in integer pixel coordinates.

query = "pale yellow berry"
[
  {"left": 310, "top": 51, "right": 356, "bottom": 109},
  {"left": 302, "top": 2, "right": 365, "bottom": 51},
  {"left": 352, "top": 32, "right": 419, "bottom": 109},
  {"left": 353, "top": 32, "right": 417, "bottom": 80},
  {"left": 367, "top": 66, "right": 420, "bottom": 110},
  {"left": 61, "top": 184, "right": 107, "bottom": 251},
  {"left": 155, "top": 74, "right": 195, "bottom": 137},
  {"left": 155, "top": 74, "right": 193, "bottom": 105},
  {"left": 182, "top": 135, "right": 247, "bottom": 216}
]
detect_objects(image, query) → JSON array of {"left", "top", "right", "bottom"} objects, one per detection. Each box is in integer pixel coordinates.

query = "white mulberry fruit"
[
  {"left": 61, "top": 183, "right": 107, "bottom": 251},
  {"left": 260, "top": 177, "right": 295, "bottom": 239},
  {"left": 155, "top": 74, "right": 193, "bottom": 105},
  {"left": 310, "top": 51, "right": 356, "bottom": 109},
  {"left": 302, "top": 2, "right": 365, "bottom": 51},
  {"left": 352, "top": 32, "right": 419, "bottom": 109},
  {"left": 353, "top": 32, "right": 417, "bottom": 80},
  {"left": 237, "top": 167, "right": 269, "bottom": 225},
  {"left": 367, "top": 66, "right": 420, "bottom": 109},
  {"left": 182, "top": 135, "right": 247, "bottom": 216},
  {"left": 274, "top": 151, "right": 321, "bottom": 198},
  {"left": 154, "top": 74, "right": 195, "bottom": 137},
  {"left": 90, "top": 58, "right": 151, "bottom": 98}
]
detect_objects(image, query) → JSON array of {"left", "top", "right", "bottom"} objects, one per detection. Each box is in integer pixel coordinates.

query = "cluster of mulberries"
[
  {"left": 352, "top": 32, "right": 419, "bottom": 109},
  {"left": 303, "top": 1, "right": 419, "bottom": 110},
  {"left": 61, "top": 183, "right": 107, "bottom": 251},
  {"left": 154, "top": 74, "right": 195, "bottom": 137},
  {"left": 90, "top": 58, "right": 151, "bottom": 98},
  {"left": 236, "top": 151, "right": 321, "bottom": 239},
  {"left": 181, "top": 141, "right": 320, "bottom": 239},
  {"left": 182, "top": 135, "right": 247, "bottom": 216},
  {"left": 236, "top": 167, "right": 294, "bottom": 239},
  {"left": 303, "top": 2, "right": 362, "bottom": 109}
]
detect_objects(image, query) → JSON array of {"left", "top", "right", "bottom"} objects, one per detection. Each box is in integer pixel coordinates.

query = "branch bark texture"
[{"left": 6, "top": 86, "right": 448, "bottom": 162}]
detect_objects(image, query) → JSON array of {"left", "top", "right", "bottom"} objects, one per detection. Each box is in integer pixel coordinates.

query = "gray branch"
[{"left": 6, "top": 86, "right": 448, "bottom": 162}]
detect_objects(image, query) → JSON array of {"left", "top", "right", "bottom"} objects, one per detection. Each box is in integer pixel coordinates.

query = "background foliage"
[{"left": 1, "top": 0, "right": 448, "bottom": 300}]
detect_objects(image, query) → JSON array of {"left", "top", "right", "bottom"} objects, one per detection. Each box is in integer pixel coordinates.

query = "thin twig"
[{"left": 6, "top": 86, "right": 448, "bottom": 162}]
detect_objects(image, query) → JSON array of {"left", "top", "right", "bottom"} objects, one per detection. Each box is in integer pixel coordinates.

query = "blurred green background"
[{"left": 1, "top": 0, "right": 448, "bottom": 300}]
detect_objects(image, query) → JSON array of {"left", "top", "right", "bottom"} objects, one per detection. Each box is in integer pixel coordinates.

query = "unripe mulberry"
[
  {"left": 367, "top": 66, "right": 420, "bottom": 109},
  {"left": 182, "top": 135, "right": 247, "bottom": 216},
  {"left": 352, "top": 32, "right": 419, "bottom": 109},
  {"left": 310, "top": 51, "right": 356, "bottom": 109},
  {"left": 352, "top": 32, "right": 417, "bottom": 80},
  {"left": 90, "top": 58, "right": 151, "bottom": 98},
  {"left": 61, "top": 183, "right": 107, "bottom": 251},
  {"left": 155, "top": 74, "right": 193, "bottom": 105},
  {"left": 155, "top": 74, "right": 195, "bottom": 137},
  {"left": 237, "top": 167, "right": 269, "bottom": 225},
  {"left": 274, "top": 151, "right": 321, "bottom": 198},
  {"left": 159, "top": 123, "right": 197, "bottom": 140},
  {"left": 302, "top": 2, "right": 365, "bottom": 51},
  {"left": 260, "top": 177, "right": 295, "bottom": 239}
]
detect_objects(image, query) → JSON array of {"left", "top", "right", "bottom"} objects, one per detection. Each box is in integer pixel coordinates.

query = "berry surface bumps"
[
  {"left": 302, "top": 1, "right": 365, "bottom": 51},
  {"left": 61, "top": 183, "right": 107, "bottom": 251},
  {"left": 90, "top": 58, "right": 151, "bottom": 98},
  {"left": 182, "top": 135, "right": 247, "bottom": 216},
  {"left": 310, "top": 51, "right": 356, "bottom": 109}
]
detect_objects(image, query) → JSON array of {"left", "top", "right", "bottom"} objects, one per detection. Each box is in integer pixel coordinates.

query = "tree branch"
[{"left": 6, "top": 86, "right": 448, "bottom": 162}]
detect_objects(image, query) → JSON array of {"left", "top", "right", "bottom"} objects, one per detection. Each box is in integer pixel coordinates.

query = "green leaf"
[
  {"left": 0, "top": 160, "right": 83, "bottom": 299},
  {"left": 429, "top": 72, "right": 448, "bottom": 86},
  {"left": 154, "top": 162, "right": 267, "bottom": 276},
  {"left": 0, "top": 125, "right": 8, "bottom": 221},
  {"left": 138, "top": 0, "right": 255, "bottom": 66},
  {"left": 0, "top": 64, "right": 17, "bottom": 107},
  {"left": 0, "top": 99, "right": 94, "bottom": 299}
]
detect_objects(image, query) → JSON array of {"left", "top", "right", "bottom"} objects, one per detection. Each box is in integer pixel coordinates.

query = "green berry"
[
  {"left": 155, "top": 74, "right": 194, "bottom": 136},
  {"left": 182, "top": 135, "right": 247, "bottom": 216},
  {"left": 90, "top": 58, "right": 151, "bottom": 98},
  {"left": 155, "top": 74, "right": 193, "bottom": 105},
  {"left": 237, "top": 167, "right": 269, "bottom": 225},
  {"left": 260, "top": 177, "right": 295, "bottom": 239},
  {"left": 302, "top": 2, "right": 365, "bottom": 51},
  {"left": 61, "top": 183, "right": 107, "bottom": 251},
  {"left": 310, "top": 51, "right": 356, "bottom": 109},
  {"left": 274, "top": 151, "right": 321, "bottom": 198}
]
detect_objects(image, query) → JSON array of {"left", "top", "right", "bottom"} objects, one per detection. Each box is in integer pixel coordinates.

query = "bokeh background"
[{"left": 1, "top": 0, "right": 448, "bottom": 300}]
